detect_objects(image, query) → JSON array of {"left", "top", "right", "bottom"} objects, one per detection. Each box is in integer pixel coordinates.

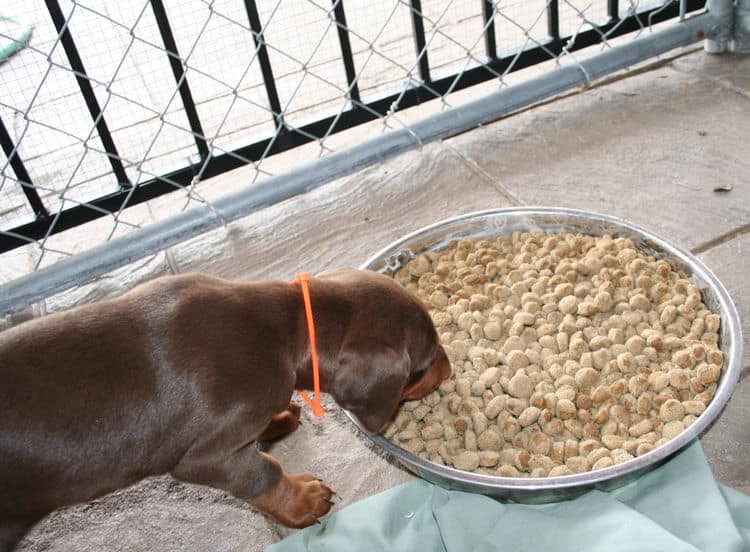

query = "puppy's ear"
[{"left": 332, "top": 347, "right": 409, "bottom": 434}]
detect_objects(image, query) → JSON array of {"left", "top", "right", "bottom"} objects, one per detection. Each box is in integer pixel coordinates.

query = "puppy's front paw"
[
  {"left": 249, "top": 472, "right": 334, "bottom": 528},
  {"left": 284, "top": 472, "right": 334, "bottom": 528},
  {"left": 286, "top": 402, "right": 302, "bottom": 423},
  {"left": 259, "top": 403, "right": 302, "bottom": 441}
]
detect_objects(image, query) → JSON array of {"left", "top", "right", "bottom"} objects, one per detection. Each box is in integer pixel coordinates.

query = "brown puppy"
[{"left": 0, "top": 268, "right": 451, "bottom": 551}]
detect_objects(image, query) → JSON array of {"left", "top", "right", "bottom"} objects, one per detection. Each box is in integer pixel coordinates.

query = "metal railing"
[{"left": 0, "top": 0, "right": 742, "bottom": 314}]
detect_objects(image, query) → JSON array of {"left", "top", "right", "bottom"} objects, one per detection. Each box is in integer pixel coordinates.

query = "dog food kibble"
[{"left": 386, "top": 233, "right": 724, "bottom": 477}]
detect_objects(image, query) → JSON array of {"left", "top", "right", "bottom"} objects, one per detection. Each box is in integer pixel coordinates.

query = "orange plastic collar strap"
[{"left": 291, "top": 272, "right": 325, "bottom": 418}]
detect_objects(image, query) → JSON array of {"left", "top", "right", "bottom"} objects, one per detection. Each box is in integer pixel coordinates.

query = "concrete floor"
[{"left": 10, "top": 46, "right": 750, "bottom": 551}]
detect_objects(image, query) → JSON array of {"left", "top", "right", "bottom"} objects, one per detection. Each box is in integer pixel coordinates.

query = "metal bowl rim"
[{"left": 346, "top": 207, "right": 743, "bottom": 492}]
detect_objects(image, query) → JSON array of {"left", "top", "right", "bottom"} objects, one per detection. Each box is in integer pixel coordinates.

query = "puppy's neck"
[{"left": 290, "top": 279, "right": 348, "bottom": 397}]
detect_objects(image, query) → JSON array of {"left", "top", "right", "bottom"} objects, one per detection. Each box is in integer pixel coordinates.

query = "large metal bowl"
[{"left": 346, "top": 208, "right": 743, "bottom": 502}]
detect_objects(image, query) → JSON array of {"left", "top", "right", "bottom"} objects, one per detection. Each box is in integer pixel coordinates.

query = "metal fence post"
[
  {"left": 734, "top": 0, "right": 750, "bottom": 51},
  {"left": 704, "top": 0, "right": 734, "bottom": 53}
]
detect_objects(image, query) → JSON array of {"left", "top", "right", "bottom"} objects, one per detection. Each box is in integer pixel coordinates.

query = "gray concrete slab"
[
  {"left": 699, "top": 234, "right": 750, "bottom": 369},
  {"left": 698, "top": 233, "right": 750, "bottom": 488},
  {"left": 166, "top": 141, "right": 513, "bottom": 280},
  {"left": 445, "top": 54, "right": 750, "bottom": 252},
  {"left": 18, "top": 475, "right": 275, "bottom": 552},
  {"left": 701, "top": 355, "right": 750, "bottom": 489},
  {"left": 672, "top": 51, "right": 750, "bottom": 95}
]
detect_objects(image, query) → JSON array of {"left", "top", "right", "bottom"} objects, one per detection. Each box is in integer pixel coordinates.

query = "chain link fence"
[{"left": 0, "top": 0, "right": 737, "bottom": 313}]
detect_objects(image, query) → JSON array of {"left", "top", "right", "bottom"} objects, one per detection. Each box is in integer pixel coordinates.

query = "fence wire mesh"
[{"left": 1, "top": 0, "right": 703, "bottom": 284}]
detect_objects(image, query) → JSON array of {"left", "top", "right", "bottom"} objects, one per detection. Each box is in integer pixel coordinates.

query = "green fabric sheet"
[{"left": 267, "top": 442, "right": 750, "bottom": 551}]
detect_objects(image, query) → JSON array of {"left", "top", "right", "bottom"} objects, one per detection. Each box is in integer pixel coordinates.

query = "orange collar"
[{"left": 290, "top": 273, "right": 325, "bottom": 418}]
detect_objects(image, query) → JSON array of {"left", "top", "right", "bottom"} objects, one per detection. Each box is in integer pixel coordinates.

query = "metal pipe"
[
  {"left": 0, "top": 11, "right": 716, "bottom": 315},
  {"left": 704, "top": 0, "right": 734, "bottom": 53},
  {"left": 734, "top": 0, "right": 750, "bottom": 53}
]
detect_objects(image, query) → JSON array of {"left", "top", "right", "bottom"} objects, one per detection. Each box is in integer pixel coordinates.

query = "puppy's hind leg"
[{"left": 172, "top": 441, "right": 333, "bottom": 528}]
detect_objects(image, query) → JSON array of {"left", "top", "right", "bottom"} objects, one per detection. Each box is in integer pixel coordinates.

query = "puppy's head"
[{"left": 317, "top": 268, "right": 451, "bottom": 434}]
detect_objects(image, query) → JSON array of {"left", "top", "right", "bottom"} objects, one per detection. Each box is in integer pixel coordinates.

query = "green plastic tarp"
[{"left": 267, "top": 442, "right": 750, "bottom": 551}]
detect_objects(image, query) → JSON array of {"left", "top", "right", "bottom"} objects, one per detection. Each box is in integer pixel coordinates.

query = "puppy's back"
[{"left": 0, "top": 277, "right": 198, "bottom": 517}]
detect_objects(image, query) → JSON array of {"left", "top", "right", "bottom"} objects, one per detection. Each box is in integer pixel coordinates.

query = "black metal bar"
[
  {"left": 0, "top": 117, "right": 49, "bottom": 219},
  {"left": 331, "top": 0, "right": 361, "bottom": 103},
  {"left": 482, "top": 0, "right": 498, "bottom": 60},
  {"left": 2, "top": 0, "right": 705, "bottom": 253},
  {"left": 608, "top": 0, "right": 620, "bottom": 21},
  {"left": 547, "top": 0, "right": 560, "bottom": 41},
  {"left": 409, "top": 0, "right": 431, "bottom": 84},
  {"left": 243, "top": 0, "right": 285, "bottom": 127},
  {"left": 149, "top": 0, "right": 210, "bottom": 160},
  {"left": 45, "top": 0, "right": 131, "bottom": 188}
]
